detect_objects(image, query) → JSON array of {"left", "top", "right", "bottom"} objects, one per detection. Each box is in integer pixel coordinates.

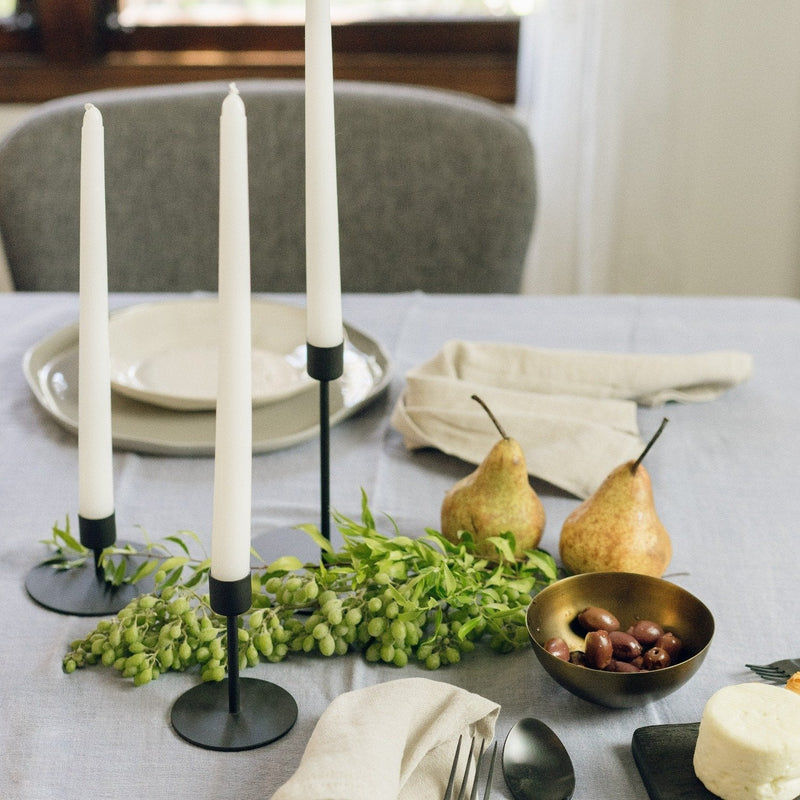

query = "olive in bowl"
[{"left": 526, "top": 572, "right": 714, "bottom": 708}]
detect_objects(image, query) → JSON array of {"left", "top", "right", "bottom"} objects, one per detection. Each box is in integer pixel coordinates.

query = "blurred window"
[{"left": 0, "top": 0, "right": 525, "bottom": 103}]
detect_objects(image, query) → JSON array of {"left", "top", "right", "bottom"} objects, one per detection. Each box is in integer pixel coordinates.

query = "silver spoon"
[{"left": 502, "top": 717, "right": 575, "bottom": 800}]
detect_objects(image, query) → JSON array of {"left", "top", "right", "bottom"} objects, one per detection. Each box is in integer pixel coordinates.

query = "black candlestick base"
[
  {"left": 25, "top": 548, "right": 143, "bottom": 616},
  {"left": 26, "top": 512, "right": 150, "bottom": 616},
  {"left": 171, "top": 577, "right": 297, "bottom": 751},
  {"left": 171, "top": 676, "right": 298, "bottom": 752}
]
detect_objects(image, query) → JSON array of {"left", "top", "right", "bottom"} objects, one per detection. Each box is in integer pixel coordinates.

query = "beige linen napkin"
[
  {"left": 271, "top": 678, "right": 499, "bottom": 800},
  {"left": 391, "top": 340, "right": 753, "bottom": 499}
]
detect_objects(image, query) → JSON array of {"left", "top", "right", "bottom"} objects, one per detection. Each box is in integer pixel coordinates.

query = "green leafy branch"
[
  {"left": 59, "top": 491, "right": 561, "bottom": 685},
  {"left": 40, "top": 516, "right": 212, "bottom": 588}
]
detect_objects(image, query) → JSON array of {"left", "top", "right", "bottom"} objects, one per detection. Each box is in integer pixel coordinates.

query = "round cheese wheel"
[{"left": 693, "top": 683, "right": 800, "bottom": 800}]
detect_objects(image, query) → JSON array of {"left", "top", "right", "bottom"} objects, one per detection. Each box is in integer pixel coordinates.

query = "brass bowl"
[{"left": 526, "top": 572, "right": 714, "bottom": 708}]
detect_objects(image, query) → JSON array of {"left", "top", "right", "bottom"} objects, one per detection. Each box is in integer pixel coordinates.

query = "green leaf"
[
  {"left": 128, "top": 559, "right": 161, "bottom": 584},
  {"left": 359, "top": 488, "right": 376, "bottom": 530},
  {"left": 457, "top": 616, "right": 483, "bottom": 639},
  {"left": 381, "top": 583, "right": 408, "bottom": 606},
  {"left": 49, "top": 555, "right": 87, "bottom": 571},
  {"left": 159, "top": 567, "right": 184, "bottom": 589},
  {"left": 164, "top": 535, "right": 192, "bottom": 556},
  {"left": 441, "top": 563, "right": 459, "bottom": 596},
  {"left": 295, "top": 523, "right": 335, "bottom": 554},
  {"left": 267, "top": 556, "right": 304, "bottom": 573},
  {"left": 159, "top": 556, "right": 189, "bottom": 574},
  {"left": 37, "top": 555, "right": 64, "bottom": 567},
  {"left": 486, "top": 534, "right": 516, "bottom": 563},
  {"left": 176, "top": 528, "right": 204, "bottom": 547},
  {"left": 112, "top": 559, "right": 127, "bottom": 587},
  {"left": 523, "top": 549, "right": 559, "bottom": 581},
  {"left": 52, "top": 519, "right": 85, "bottom": 554},
  {"left": 183, "top": 559, "right": 211, "bottom": 588}
]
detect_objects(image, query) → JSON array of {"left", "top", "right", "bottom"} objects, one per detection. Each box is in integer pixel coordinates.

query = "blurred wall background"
[{"left": 516, "top": 0, "right": 800, "bottom": 297}]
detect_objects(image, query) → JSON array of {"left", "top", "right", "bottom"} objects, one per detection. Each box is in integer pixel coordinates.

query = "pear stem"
[
  {"left": 631, "top": 417, "right": 669, "bottom": 473},
  {"left": 471, "top": 394, "right": 508, "bottom": 439}
]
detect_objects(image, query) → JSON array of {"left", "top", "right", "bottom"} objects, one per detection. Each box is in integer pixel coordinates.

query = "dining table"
[{"left": 1, "top": 289, "right": 799, "bottom": 800}]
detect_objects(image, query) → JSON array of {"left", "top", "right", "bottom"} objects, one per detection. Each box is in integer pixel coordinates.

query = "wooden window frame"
[{"left": 0, "top": 1, "right": 519, "bottom": 103}]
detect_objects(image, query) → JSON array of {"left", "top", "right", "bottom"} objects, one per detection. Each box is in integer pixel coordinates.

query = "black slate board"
[{"left": 631, "top": 723, "right": 719, "bottom": 800}]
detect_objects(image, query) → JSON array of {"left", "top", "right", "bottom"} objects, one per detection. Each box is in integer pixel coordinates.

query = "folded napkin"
[
  {"left": 390, "top": 340, "right": 753, "bottom": 499},
  {"left": 271, "top": 678, "right": 499, "bottom": 800}
]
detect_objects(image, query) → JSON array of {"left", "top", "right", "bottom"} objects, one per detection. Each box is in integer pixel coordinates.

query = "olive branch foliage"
[{"left": 51, "top": 491, "right": 559, "bottom": 685}]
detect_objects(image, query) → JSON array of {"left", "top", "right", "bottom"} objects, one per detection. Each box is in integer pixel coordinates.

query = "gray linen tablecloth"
[{"left": 1, "top": 291, "right": 798, "bottom": 800}]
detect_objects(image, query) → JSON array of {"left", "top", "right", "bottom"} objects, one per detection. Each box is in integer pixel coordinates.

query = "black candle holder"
[
  {"left": 306, "top": 341, "right": 344, "bottom": 544},
  {"left": 25, "top": 512, "right": 144, "bottom": 616},
  {"left": 170, "top": 574, "right": 297, "bottom": 751}
]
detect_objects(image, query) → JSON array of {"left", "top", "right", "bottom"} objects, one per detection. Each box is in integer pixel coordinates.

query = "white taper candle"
[
  {"left": 78, "top": 103, "right": 115, "bottom": 521},
  {"left": 305, "top": 0, "right": 344, "bottom": 349},
  {"left": 210, "top": 84, "right": 253, "bottom": 583}
]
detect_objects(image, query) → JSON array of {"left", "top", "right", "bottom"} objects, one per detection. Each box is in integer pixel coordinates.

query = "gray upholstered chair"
[{"left": 0, "top": 80, "right": 535, "bottom": 293}]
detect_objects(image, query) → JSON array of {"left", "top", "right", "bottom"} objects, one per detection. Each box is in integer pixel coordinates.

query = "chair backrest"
[{"left": 0, "top": 80, "right": 535, "bottom": 293}]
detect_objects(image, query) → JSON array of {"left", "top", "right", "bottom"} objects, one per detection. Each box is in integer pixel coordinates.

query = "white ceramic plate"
[
  {"left": 23, "top": 300, "right": 391, "bottom": 456},
  {"left": 108, "top": 299, "right": 313, "bottom": 410}
]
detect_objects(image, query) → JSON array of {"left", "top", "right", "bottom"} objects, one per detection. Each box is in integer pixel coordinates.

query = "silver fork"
[
  {"left": 442, "top": 734, "right": 498, "bottom": 800},
  {"left": 745, "top": 658, "right": 800, "bottom": 684}
]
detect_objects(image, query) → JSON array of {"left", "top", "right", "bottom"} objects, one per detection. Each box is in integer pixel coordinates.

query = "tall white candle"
[
  {"left": 78, "top": 103, "right": 114, "bottom": 521},
  {"left": 305, "top": 0, "right": 344, "bottom": 349},
  {"left": 210, "top": 84, "right": 253, "bottom": 584}
]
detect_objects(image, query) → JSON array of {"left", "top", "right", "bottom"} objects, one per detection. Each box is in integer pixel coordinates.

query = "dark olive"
[
  {"left": 655, "top": 632, "right": 682, "bottom": 660},
  {"left": 569, "top": 650, "right": 588, "bottom": 667},
  {"left": 577, "top": 606, "right": 620, "bottom": 633},
  {"left": 604, "top": 659, "right": 641, "bottom": 673},
  {"left": 609, "top": 631, "right": 643, "bottom": 662},
  {"left": 627, "top": 619, "right": 664, "bottom": 646},
  {"left": 641, "top": 646, "right": 672, "bottom": 670},
  {"left": 584, "top": 630, "right": 613, "bottom": 669},
  {"left": 544, "top": 637, "right": 571, "bottom": 661}
]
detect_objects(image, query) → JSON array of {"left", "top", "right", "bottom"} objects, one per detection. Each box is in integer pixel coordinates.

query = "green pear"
[
  {"left": 559, "top": 418, "right": 672, "bottom": 577},
  {"left": 441, "top": 395, "right": 545, "bottom": 559}
]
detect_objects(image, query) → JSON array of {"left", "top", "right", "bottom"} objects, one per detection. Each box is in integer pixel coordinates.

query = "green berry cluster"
[
  {"left": 63, "top": 589, "right": 228, "bottom": 685},
  {"left": 63, "top": 494, "right": 559, "bottom": 685}
]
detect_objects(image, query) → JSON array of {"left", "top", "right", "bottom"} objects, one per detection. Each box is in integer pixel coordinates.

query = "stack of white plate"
[{"left": 24, "top": 298, "right": 391, "bottom": 455}]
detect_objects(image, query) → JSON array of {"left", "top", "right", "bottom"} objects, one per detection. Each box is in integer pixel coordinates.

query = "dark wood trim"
[
  {"left": 37, "top": 0, "right": 103, "bottom": 62},
  {"left": 0, "top": 49, "right": 517, "bottom": 103},
  {"left": 0, "top": 8, "right": 519, "bottom": 104},
  {"left": 0, "top": 25, "right": 37, "bottom": 52},
  {"left": 105, "top": 18, "right": 519, "bottom": 54}
]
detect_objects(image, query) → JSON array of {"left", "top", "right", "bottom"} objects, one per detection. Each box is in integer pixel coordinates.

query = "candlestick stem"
[
  {"left": 226, "top": 614, "right": 240, "bottom": 714},
  {"left": 306, "top": 342, "right": 344, "bottom": 545},
  {"left": 319, "top": 378, "right": 332, "bottom": 542}
]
